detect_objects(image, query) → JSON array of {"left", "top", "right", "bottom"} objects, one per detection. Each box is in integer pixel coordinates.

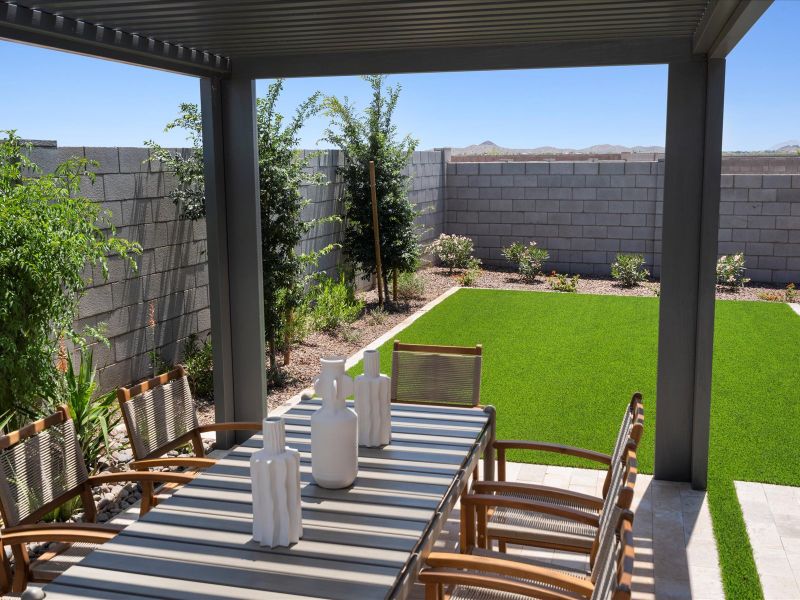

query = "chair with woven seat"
[
  {"left": 419, "top": 509, "right": 635, "bottom": 600},
  {"left": 478, "top": 393, "right": 643, "bottom": 552},
  {"left": 117, "top": 365, "right": 261, "bottom": 511},
  {"left": 0, "top": 406, "right": 194, "bottom": 594},
  {"left": 462, "top": 449, "right": 637, "bottom": 580}
]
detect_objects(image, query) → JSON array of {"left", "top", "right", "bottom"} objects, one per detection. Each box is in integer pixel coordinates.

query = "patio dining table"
[{"left": 42, "top": 396, "right": 493, "bottom": 600}]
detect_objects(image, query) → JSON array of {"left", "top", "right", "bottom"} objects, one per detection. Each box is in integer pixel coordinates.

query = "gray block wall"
[{"left": 445, "top": 161, "right": 800, "bottom": 284}]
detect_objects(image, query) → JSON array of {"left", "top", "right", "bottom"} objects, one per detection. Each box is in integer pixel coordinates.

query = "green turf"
[{"left": 349, "top": 288, "right": 800, "bottom": 599}]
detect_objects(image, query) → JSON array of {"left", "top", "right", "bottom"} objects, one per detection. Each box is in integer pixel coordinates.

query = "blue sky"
[{"left": 0, "top": 1, "right": 797, "bottom": 151}]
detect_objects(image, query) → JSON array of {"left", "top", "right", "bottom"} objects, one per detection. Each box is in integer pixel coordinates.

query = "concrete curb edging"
[
  {"left": 271, "top": 286, "right": 461, "bottom": 418},
  {"left": 790, "top": 303, "right": 800, "bottom": 317}
]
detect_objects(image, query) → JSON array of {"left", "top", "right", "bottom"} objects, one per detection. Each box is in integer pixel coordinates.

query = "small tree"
[
  {"left": 323, "top": 75, "right": 420, "bottom": 299},
  {"left": 0, "top": 131, "right": 140, "bottom": 421},
  {"left": 147, "top": 83, "right": 334, "bottom": 379}
]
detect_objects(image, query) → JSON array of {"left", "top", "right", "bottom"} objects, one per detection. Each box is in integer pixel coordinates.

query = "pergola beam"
[
  {"left": 0, "top": 2, "right": 230, "bottom": 77},
  {"left": 693, "top": 0, "right": 773, "bottom": 59},
  {"left": 232, "top": 36, "right": 694, "bottom": 79}
]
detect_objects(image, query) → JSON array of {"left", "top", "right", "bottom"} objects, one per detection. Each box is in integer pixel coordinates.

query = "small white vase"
[
  {"left": 250, "top": 417, "right": 302, "bottom": 547},
  {"left": 311, "top": 371, "right": 358, "bottom": 489},
  {"left": 354, "top": 350, "right": 392, "bottom": 447}
]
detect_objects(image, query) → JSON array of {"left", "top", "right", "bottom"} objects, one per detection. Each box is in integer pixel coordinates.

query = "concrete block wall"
[
  {"left": 25, "top": 144, "right": 212, "bottom": 393},
  {"left": 445, "top": 160, "right": 800, "bottom": 283}
]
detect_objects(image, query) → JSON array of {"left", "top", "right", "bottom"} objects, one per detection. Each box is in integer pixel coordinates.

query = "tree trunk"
[
  {"left": 283, "top": 309, "right": 293, "bottom": 366},
  {"left": 392, "top": 269, "right": 398, "bottom": 302}
]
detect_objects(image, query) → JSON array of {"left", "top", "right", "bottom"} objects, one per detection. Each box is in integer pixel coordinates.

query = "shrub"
[
  {"left": 716, "top": 253, "right": 749, "bottom": 290},
  {"left": 786, "top": 283, "right": 797, "bottom": 302},
  {"left": 0, "top": 132, "right": 140, "bottom": 423},
  {"left": 610, "top": 254, "right": 650, "bottom": 287},
  {"left": 458, "top": 258, "right": 482, "bottom": 287},
  {"left": 502, "top": 241, "right": 549, "bottom": 282},
  {"left": 323, "top": 75, "right": 420, "bottom": 298},
  {"left": 55, "top": 349, "right": 120, "bottom": 474},
  {"left": 183, "top": 334, "right": 214, "bottom": 400},
  {"left": 757, "top": 290, "right": 784, "bottom": 302},
  {"left": 429, "top": 234, "right": 475, "bottom": 273},
  {"left": 548, "top": 272, "right": 580, "bottom": 293},
  {"left": 396, "top": 271, "right": 426, "bottom": 300},
  {"left": 310, "top": 274, "right": 364, "bottom": 332}
]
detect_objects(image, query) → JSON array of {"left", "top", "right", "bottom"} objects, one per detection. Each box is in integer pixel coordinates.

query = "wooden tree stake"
[
  {"left": 369, "top": 160, "right": 384, "bottom": 307},
  {"left": 393, "top": 269, "right": 398, "bottom": 302}
]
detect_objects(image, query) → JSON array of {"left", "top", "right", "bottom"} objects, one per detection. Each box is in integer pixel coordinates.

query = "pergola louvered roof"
[{"left": 0, "top": 1, "right": 771, "bottom": 77}]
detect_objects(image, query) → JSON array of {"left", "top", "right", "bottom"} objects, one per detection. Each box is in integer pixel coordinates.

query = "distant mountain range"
[{"left": 451, "top": 140, "right": 800, "bottom": 156}]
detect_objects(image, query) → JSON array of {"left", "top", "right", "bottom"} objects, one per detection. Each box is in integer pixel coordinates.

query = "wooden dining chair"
[
  {"left": 463, "top": 449, "right": 638, "bottom": 577},
  {"left": 419, "top": 509, "right": 635, "bottom": 600},
  {"left": 0, "top": 406, "right": 194, "bottom": 594},
  {"left": 476, "top": 394, "right": 643, "bottom": 552},
  {"left": 391, "top": 341, "right": 483, "bottom": 407},
  {"left": 117, "top": 365, "right": 261, "bottom": 511}
]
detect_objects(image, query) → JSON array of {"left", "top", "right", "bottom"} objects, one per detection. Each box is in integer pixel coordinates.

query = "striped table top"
[{"left": 43, "top": 397, "right": 492, "bottom": 600}]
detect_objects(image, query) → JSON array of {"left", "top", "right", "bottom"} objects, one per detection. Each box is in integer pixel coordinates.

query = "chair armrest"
[
  {"left": 87, "top": 471, "right": 195, "bottom": 487},
  {"left": 421, "top": 552, "right": 593, "bottom": 597},
  {"left": 196, "top": 422, "right": 262, "bottom": 434},
  {"left": 462, "top": 494, "right": 600, "bottom": 528},
  {"left": 494, "top": 440, "right": 612, "bottom": 465},
  {"left": 130, "top": 457, "right": 217, "bottom": 471},
  {"left": 472, "top": 481, "right": 603, "bottom": 511},
  {"left": 0, "top": 523, "right": 123, "bottom": 546}
]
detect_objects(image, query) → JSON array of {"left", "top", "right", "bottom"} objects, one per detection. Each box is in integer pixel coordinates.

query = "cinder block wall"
[
  {"left": 28, "top": 144, "right": 444, "bottom": 392},
  {"left": 445, "top": 160, "right": 800, "bottom": 283}
]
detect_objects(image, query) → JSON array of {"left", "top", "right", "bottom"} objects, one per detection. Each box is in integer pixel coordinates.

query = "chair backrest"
[
  {"left": 390, "top": 341, "right": 482, "bottom": 407},
  {"left": 602, "top": 394, "right": 644, "bottom": 498},
  {"left": 0, "top": 407, "right": 89, "bottom": 528},
  {"left": 590, "top": 511, "right": 635, "bottom": 600},
  {"left": 117, "top": 366, "right": 200, "bottom": 461},
  {"left": 591, "top": 448, "right": 637, "bottom": 572}
]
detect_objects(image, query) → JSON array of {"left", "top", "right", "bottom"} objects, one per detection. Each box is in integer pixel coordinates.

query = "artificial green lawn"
[{"left": 349, "top": 288, "right": 800, "bottom": 599}]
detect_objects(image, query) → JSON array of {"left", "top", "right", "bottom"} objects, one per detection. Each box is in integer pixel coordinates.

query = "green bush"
[
  {"left": 548, "top": 272, "right": 580, "bottom": 293},
  {"left": 0, "top": 132, "right": 140, "bottom": 423},
  {"left": 429, "top": 234, "right": 475, "bottom": 273},
  {"left": 610, "top": 253, "right": 650, "bottom": 287},
  {"left": 502, "top": 241, "right": 549, "bottom": 282},
  {"left": 183, "top": 334, "right": 214, "bottom": 400},
  {"left": 310, "top": 274, "right": 364, "bottom": 332},
  {"left": 396, "top": 271, "right": 426, "bottom": 300},
  {"left": 458, "top": 258, "right": 482, "bottom": 287},
  {"left": 716, "top": 253, "right": 749, "bottom": 290}
]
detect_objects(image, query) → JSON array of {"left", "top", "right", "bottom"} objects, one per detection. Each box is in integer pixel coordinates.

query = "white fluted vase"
[
  {"left": 311, "top": 364, "right": 358, "bottom": 489},
  {"left": 250, "top": 417, "right": 302, "bottom": 547},
  {"left": 354, "top": 350, "right": 391, "bottom": 447}
]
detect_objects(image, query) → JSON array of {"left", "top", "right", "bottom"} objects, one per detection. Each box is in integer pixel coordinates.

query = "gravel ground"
[{"left": 195, "top": 265, "right": 794, "bottom": 424}]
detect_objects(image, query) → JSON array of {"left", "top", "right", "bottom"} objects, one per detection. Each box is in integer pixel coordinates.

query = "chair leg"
[
  {"left": 425, "top": 582, "right": 442, "bottom": 600},
  {"left": 0, "top": 541, "right": 12, "bottom": 594},
  {"left": 11, "top": 544, "right": 31, "bottom": 594},
  {"left": 498, "top": 540, "right": 507, "bottom": 553},
  {"left": 139, "top": 480, "right": 156, "bottom": 516}
]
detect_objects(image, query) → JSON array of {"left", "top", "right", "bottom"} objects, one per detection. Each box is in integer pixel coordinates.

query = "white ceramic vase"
[
  {"left": 354, "top": 350, "right": 391, "bottom": 447},
  {"left": 250, "top": 417, "right": 302, "bottom": 547},
  {"left": 313, "top": 355, "right": 354, "bottom": 403},
  {"left": 311, "top": 358, "right": 358, "bottom": 489}
]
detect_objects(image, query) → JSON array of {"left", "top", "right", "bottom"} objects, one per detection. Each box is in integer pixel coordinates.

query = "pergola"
[{"left": 1, "top": 0, "right": 772, "bottom": 490}]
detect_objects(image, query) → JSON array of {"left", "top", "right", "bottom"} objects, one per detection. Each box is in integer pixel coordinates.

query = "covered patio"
[{"left": 0, "top": 1, "right": 777, "bottom": 598}]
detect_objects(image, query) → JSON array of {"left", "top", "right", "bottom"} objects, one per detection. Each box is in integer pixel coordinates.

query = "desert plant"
[
  {"left": 458, "top": 258, "right": 482, "bottom": 287},
  {"left": 716, "top": 253, "right": 749, "bottom": 290},
  {"left": 309, "top": 274, "right": 364, "bottom": 333},
  {"left": 396, "top": 270, "right": 426, "bottom": 300},
  {"left": 0, "top": 131, "right": 140, "bottom": 424},
  {"left": 786, "top": 283, "right": 797, "bottom": 302},
  {"left": 502, "top": 241, "right": 549, "bottom": 282},
  {"left": 55, "top": 349, "right": 121, "bottom": 474},
  {"left": 611, "top": 254, "right": 650, "bottom": 287},
  {"left": 429, "top": 234, "right": 476, "bottom": 273},
  {"left": 323, "top": 75, "right": 421, "bottom": 297},
  {"left": 183, "top": 334, "right": 214, "bottom": 400},
  {"left": 757, "top": 290, "right": 784, "bottom": 302},
  {"left": 548, "top": 272, "right": 580, "bottom": 293}
]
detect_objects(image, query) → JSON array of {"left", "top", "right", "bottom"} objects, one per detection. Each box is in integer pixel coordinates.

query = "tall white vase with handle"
[
  {"left": 250, "top": 417, "right": 302, "bottom": 547},
  {"left": 354, "top": 350, "right": 392, "bottom": 447},
  {"left": 311, "top": 358, "right": 358, "bottom": 489}
]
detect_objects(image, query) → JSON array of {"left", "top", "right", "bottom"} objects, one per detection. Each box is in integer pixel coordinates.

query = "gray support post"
[
  {"left": 655, "top": 58, "right": 725, "bottom": 489},
  {"left": 200, "top": 76, "right": 267, "bottom": 447}
]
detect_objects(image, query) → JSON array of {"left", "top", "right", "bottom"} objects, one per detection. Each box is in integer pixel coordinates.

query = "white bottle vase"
[
  {"left": 354, "top": 350, "right": 392, "bottom": 447},
  {"left": 314, "top": 355, "right": 354, "bottom": 403},
  {"left": 250, "top": 417, "right": 302, "bottom": 547},
  {"left": 311, "top": 373, "right": 358, "bottom": 489}
]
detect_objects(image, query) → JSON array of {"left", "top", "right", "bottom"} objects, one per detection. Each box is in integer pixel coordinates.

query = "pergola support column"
[
  {"left": 200, "top": 76, "right": 267, "bottom": 447},
  {"left": 655, "top": 58, "right": 726, "bottom": 489}
]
